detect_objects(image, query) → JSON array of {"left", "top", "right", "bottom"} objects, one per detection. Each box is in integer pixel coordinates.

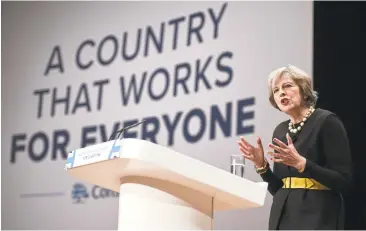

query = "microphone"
[{"left": 108, "top": 120, "right": 146, "bottom": 141}]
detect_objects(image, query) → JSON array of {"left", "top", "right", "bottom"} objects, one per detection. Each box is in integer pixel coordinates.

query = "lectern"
[{"left": 65, "top": 138, "right": 268, "bottom": 230}]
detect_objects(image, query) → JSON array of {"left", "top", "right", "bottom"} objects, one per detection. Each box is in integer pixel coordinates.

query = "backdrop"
[{"left": 1, "top": 1, "right": 313, "bottom": 229}]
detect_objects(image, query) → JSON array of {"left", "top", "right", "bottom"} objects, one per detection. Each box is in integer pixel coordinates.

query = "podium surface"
[{"left": 65, "top": 138, "right": 268, "bottom": 230}]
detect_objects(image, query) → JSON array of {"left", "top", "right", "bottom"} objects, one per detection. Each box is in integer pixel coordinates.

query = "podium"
[{"left": 65, "top": 138, "right": 268, "bottom": 230}]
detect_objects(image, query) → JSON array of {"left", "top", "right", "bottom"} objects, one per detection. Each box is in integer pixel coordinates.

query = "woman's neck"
[{"left": 289, "top": 106, "right": 309, "bottom": 123}]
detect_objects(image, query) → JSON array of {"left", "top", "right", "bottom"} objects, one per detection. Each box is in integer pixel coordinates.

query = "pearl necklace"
[{"left": 288, "top": 107, "right": 315, "bottom": 134}]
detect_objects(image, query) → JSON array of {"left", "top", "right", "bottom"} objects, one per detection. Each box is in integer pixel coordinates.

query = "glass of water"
[{"left": 230, "top": 154, "right": 245, "bottom": 178}]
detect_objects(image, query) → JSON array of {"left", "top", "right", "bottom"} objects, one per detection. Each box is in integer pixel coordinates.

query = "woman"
[{"left": 238, "top": 65, "right": 353, "bottom": 230}]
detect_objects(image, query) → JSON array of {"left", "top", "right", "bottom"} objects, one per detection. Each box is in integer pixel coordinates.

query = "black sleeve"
[
  {"left": 303, "top": 114, "right": 353, "bottom": 195},
  {"left": 260, "top": 163, "right": 284, "bottom": 196}
]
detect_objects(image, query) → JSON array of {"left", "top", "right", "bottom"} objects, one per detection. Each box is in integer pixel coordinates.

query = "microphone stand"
[
  {"left": 106, "top": 120, "right": 146, "bottom": 159},
  {"left": 108, "top": 120, "right": 146, "bottom": 141}
]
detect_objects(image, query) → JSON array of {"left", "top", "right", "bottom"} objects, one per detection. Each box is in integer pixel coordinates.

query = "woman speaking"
[{"left": 238, "top": 65, "right": 353, "bottom": 230}]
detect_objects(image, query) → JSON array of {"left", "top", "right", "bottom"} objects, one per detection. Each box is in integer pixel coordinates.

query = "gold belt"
[{"left": 282, "top": 177, "right": 330, "bottom": 190}]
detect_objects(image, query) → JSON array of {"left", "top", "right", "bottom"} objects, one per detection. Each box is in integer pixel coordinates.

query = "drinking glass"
[{"left": 230, "top": 154, "right": 245, "bottom": 178}]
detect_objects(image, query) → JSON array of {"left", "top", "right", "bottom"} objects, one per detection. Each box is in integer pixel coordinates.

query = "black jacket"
[{"left": 261, "top": 108, "right": 353, "bottom": 230}]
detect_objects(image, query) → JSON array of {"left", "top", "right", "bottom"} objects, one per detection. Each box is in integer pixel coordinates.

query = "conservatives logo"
[
  {"left": 72, "top": 183, "right": 89, "bottom": 203},
  {"left": 71, "top": 183, "right": 119, "bottom": 204}
]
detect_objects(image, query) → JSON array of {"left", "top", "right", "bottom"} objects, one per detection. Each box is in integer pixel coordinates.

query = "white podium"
[{"left": 65, "top": 138, "right": 268, "bottom": 230}]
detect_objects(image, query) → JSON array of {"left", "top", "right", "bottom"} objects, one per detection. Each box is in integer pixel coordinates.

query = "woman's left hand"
[{"left": 268, "top": 133, "right": 306, "bottom": 171}]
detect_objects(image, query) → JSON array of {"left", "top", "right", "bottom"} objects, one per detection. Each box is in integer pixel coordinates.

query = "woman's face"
[{"left": 272, "top": 74, "right": 302, "bottom": 113}]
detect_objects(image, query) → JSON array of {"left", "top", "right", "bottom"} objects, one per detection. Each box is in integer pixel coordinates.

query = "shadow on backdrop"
[{"left": 313, "top": 1, "right": 366, "bottom": 229}]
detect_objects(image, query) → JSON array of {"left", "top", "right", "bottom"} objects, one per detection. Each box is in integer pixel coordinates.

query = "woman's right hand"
[{"left": 237, "top": 136, "right": 265, "bottom": 168}]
